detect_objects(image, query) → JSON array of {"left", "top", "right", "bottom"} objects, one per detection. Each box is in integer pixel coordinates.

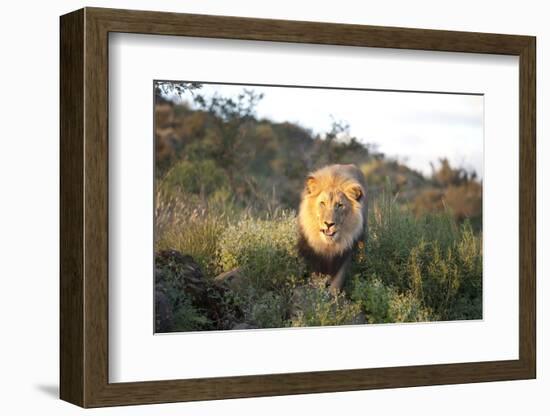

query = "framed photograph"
[{"left": 60, "top": 7, "right": 536, "bottom": 408}]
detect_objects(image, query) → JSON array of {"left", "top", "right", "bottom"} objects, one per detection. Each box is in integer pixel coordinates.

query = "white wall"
[{"left": 0, "top": 0, "right": 545, "bottom": 414}]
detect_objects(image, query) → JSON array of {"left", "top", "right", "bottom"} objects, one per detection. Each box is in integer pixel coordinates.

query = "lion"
[{"left": 297, "top": 164, "right": 368, "bottom": 292}]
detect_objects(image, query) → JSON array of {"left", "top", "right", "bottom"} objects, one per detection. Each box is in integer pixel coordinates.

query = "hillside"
[{"left": 155, "top": 94, "right": 482, "bottom": 228}]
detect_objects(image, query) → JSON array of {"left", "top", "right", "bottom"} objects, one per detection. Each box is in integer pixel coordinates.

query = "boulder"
[{"left": 154, "top": 249, "right": 242, "bottom": 332}]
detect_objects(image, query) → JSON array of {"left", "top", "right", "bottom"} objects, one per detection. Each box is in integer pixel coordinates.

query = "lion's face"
[
  {"left": 298, "top": 165, "right": 367, "bottom": 257},
  {"left": 314, "top": 190, "right": 353, "bottom": 244}
]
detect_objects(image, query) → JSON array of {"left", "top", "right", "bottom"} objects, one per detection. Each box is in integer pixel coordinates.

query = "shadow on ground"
[{"left": 35, "top": 384, "right": 58, "bottom": 399}]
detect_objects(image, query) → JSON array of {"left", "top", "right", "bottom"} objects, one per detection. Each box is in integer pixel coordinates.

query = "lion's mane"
[{"left": 297, "top": 164, "right": 368, "bottom": 277}]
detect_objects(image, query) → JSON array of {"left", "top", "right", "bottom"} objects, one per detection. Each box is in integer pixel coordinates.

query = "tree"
[
  {"left": 315, "top": 119, "right": 372, "bottom": 168},
  {"left": 192, "top": 89, "right": 264, "bottom": 192},
  {"left": 154, "top": 81, "right": 203, "bottom": 102}
]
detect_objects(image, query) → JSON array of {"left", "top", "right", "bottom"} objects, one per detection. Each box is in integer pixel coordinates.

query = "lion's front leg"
[{"left": 329, "top": 256, "right": 351, "bottom": 293}]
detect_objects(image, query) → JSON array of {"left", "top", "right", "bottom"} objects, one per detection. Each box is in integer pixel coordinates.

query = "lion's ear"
[
  {"left": 305, "top": 176, "right": 318, "bottom": 195},
  {"left": 346, "top": 184, "right": 363, "bottom": 201}
]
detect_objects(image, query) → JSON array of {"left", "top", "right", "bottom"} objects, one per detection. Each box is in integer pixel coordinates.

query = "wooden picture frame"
[{"left": 60, "top": 7, "right": 536, "bottom": 408}]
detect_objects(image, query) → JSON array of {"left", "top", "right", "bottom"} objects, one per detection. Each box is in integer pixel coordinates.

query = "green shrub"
[
  {"left": 350, "top": 275, "right": 432, "bottom": 323},
  {"left": 217, "top": 212, "right": 307, "bottom": 292},
  {"left": 351, "top": 186, "right": 482, "bottom": 322},
  {"left": 405, "top": 221, "right": 482, "bottom": 320},
  {"left": 249, "top": 292, "right": 289, "bottom": 328},
  {"left": 357, "top": 186, "right": 459, "bottom": 290},
  {"left": 290, "top": 281, "right": 363, "bottom": 327},
  {"left": 350, "top": 276, "right": 391, "bottom": 323},
  {"left": 157, "top": 211, "right": 226, "bottom": 277},
  {"left": 154, "top": 251, "right": 214, "bottom": 332},
  {"left": 170, "top": 295, "right": 212, "bottom": 331},
  {"left": 387, "top": 291, "right": 433, "bottom": 323},
  {"left": 161, "top": 159, "right": 228, "bottom": 196}
]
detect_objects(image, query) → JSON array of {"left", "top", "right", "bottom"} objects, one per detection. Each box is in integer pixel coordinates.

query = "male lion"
[{"left": 297, "top": 164, "right": 368, "bottom": 292}]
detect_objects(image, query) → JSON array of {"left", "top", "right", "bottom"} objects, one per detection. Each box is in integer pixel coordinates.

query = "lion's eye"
[
  {"left": 319, "top": 201, "right": 326, "bottom": 207},
  {"left": 337, "top": 203, "right": 344, "bottom": 209}
]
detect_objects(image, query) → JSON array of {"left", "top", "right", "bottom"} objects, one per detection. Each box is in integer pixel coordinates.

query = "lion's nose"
[{"left": 324, "top": 221, "right": 335, "bottom": 230}]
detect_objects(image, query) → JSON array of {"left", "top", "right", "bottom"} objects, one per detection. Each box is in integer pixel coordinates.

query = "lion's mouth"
[{"left": 321, "top": 229, "right": 337, "bottom": 238}]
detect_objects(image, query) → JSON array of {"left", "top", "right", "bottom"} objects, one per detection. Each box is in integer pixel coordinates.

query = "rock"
[
  {"left": 155, "top": 249, "right": 207, "bottom": 304},
  {"left": 213, "top": 267, "right": 243, "bottom": 289},
  {"left": 154, "top": 284, "right": 173, "bottom": 332},
  {"left": 154, "top": 249, "right": 243, "bottom": 332}
]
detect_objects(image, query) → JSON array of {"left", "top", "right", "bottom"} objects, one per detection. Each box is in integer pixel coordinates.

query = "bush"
[
  {"left": 356, "top": 186, "right": 458, "bottom": 290},
  {"left": 405, "top": 221, "right": 482, "bottom": 320},
  {"left": 169, "top": 295, "right": 212, "bottom": 331},
  {"left": 350, "top": 275, "right": 433, "bottom": 323},
  {"left": 157, "top": 208, "right": 227, "bottom": 277},
  {"left": 161, "top": 159, "right": 228, "bottom": 196},
  {"left": 249, "top": 292, "right": 289, "bottom": 328},
  {"left": 155, "top": 250, "right": 245, "bottom": 332},
  {"left": 291, "top": 280, "right": 363, "bottom": 327},
  {"left": 350, "top": 187, "right": 482, "bottom": 322},
  {"left": 387, "top": 291, "right": 433, "bottom": 323},
  {"left": 154, "top": 250, "right": 214, "bottom": 332},
  {"left": 412, "top": 182, "right": 482, "bottom": 231},
  {"left": 350, "top": 276, "right": 392, "bottom": 323},
  {"left": 217, "top": 212, "right": 307, "bottom": 292},
  {"left": 155, "top": 188, "right": 240, "bottom": 276}
]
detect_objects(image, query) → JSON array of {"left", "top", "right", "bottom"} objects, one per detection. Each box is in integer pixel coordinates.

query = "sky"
[{"left": 174, "top": 83, "right": 484, "bottom": 178}]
